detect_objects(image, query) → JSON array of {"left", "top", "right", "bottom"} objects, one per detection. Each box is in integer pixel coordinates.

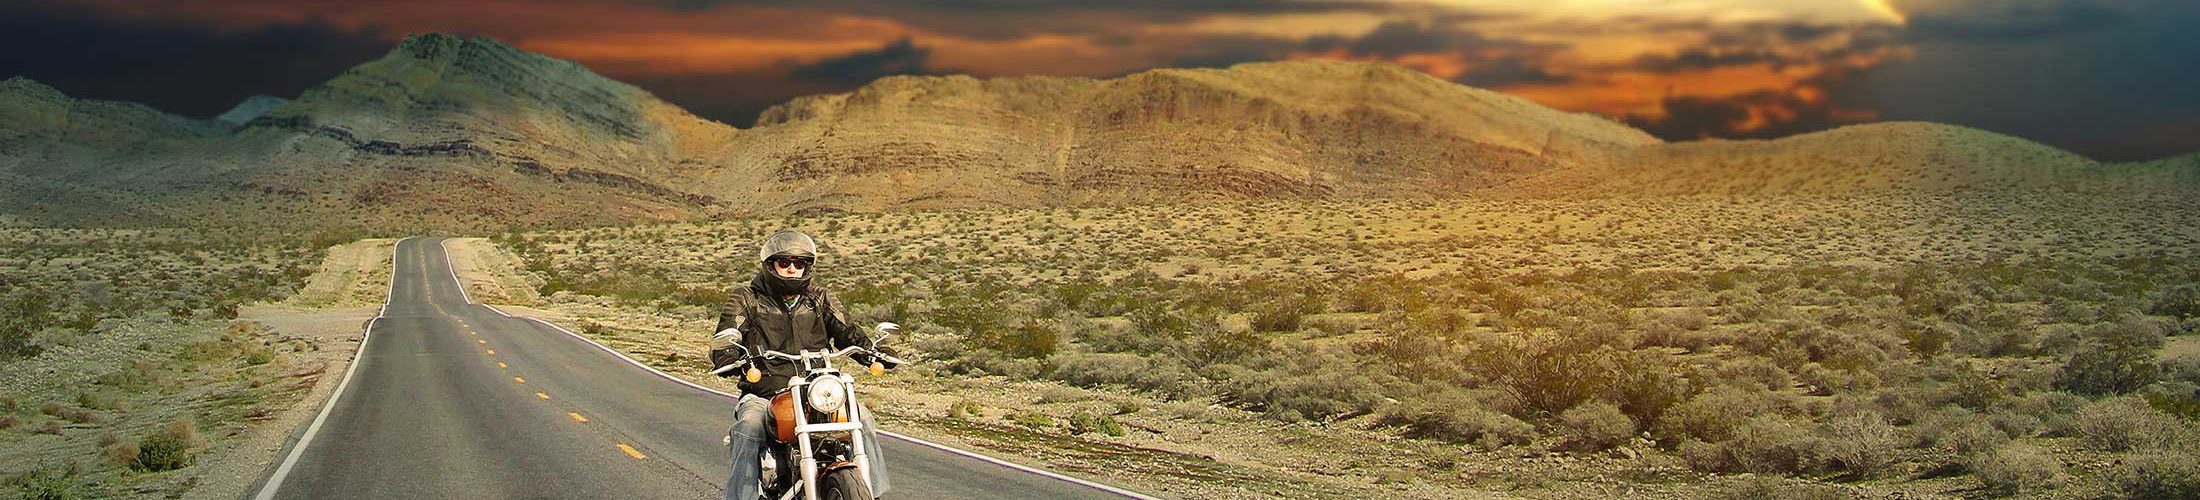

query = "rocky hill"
[
  {"left": 0, "top": 33, "right": 2190, "bottom": 230},
  {"left": 716, "top": 60, "right": 1657, "bottom": 212}
]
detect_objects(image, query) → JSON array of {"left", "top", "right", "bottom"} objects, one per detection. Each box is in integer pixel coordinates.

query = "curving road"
[{"left": 250, "top": 237, "right": 1153, "bottom": 499}]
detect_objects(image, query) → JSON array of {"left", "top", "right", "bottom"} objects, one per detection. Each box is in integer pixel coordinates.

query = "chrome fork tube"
[{"left": 844, "top": 374, "right": 872, "bottom": 493}]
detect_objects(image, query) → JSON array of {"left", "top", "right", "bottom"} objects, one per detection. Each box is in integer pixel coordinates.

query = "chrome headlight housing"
[{"left": 807, "top": 376, "right": 846, "bottom": 414}]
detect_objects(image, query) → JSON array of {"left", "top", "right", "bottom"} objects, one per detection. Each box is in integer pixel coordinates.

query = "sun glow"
[{"left": 1861, "top": 0, "right": 1907, "bottom": 23}]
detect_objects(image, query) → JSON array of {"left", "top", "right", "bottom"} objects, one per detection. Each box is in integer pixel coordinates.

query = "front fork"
[{"left": 793, "top": 374, "right": 873, "bottom": 500}]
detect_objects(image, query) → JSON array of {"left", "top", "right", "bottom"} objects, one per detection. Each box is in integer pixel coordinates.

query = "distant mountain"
[
  {"left": 214, "top": 95, "right": 288, "bottom": 127},
  {"left": 0, "top": 77, "right": 222, "bottom": 161},
  {"left": 720, "top": 59, "right": 1657, "bottom": 211},
  {"left": 0, "top": 33, "right": 2190, "bottom": 230}
]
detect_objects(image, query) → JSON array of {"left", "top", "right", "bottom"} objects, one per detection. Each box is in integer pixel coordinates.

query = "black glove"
[{"left": 709, "top": 347, "right": 747, "bottom": 378}]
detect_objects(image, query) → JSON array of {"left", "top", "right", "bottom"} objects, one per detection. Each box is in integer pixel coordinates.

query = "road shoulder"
[{"left": 180, "top": 239, "right": 393, "bottom": 499}]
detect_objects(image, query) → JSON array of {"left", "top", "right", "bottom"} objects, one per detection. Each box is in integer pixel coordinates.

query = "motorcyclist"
[{"left": 711, "top": 230, "right": 894, "bottom": 500}]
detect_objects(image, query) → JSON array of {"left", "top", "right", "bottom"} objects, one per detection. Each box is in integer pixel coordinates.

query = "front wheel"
[{"left": 819, "top": 467, "right": 873, "bottom": 500}]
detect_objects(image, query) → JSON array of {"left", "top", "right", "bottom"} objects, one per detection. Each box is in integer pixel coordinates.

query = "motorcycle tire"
[{"left": 818, "top": 468, "right": 873, "bottom": 500}]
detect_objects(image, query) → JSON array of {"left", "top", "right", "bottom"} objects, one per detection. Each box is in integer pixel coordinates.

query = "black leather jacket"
[{"left": 711, "top": 272, "right": 873, "bottom": 397}]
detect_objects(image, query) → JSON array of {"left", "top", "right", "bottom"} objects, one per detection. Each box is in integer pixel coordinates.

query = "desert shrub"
[
  {"left": 1914, "top": 407, "right": 2010, "bottom": 458},
  {"left": 1190, "top": 327, "right": 1267, "bottom": 365},
  {"left": 2002, "top": 391, "right": 2088, "bottom": 437},
  {"left": 243, "top": 347, "right": 275, "bottom": 365},
  {"left": 1463, "top": 332, "right": 1696, "bottom": 425},
  {"left": 101, "top": 439, "right": 140, "bottom": 469},
  {"left": 1656, "top": 386, "right": 1783, "bottom": 443},
  {"left": 1713, "top": 356, "right": 1794, "bottom": 391},
  {"left": 1009, "top": 412, "right": 1053, "bottom": 430},
  {"left": 1984, "top": 407, "right": 2043, "bottom": 439},
  {"left": 1249, "top": 292, "right": 1318, "bottom": 332},
  {"left": 1815, "top": 411, "right": 1900, "bottom": 477},
  {"left": 2165, "top": 356, "right": 2200, "bottom": 388},
  {"left": 1049, "top": 352, "right": 1192, "bottom": 398},
  {"left": 1681, "top": 415, "right": 1818, "bottom": 474},
  {"left": 1379, "top": 388, "right": 1536, "bottom": 449},
  {"left": 2150, "top": 283, "right": 2200, "bottom": 322},
  {"left": 132, "top": 419, "right": 202, "bottom": 471},
  {"left": 2056, "top": 319, "right": 2166, "bottom": 395},
  {"left": 1725, "top": 416, "right": 1819, "bottom": 474},
  {"left": 942, "top": 349, "right": 1044, "bottom": 380},
  {"left": 2075, "top": 396, "right": 2190, "bottom": 452},
  {"left": 946, "top": 400, "right": 983, "bottom": 420},
  {"left": 1213, "top": 363, "right": 1378, "bottom": 422},
  {"left": 1066, "top": 411, "right": 1125, "bottom": 437},
  {"left": 9, "top": 462, "right": 92, "bottom": 500},
  {"left": 967, "top": 318, "right": 1057, "bottom": 359},
  {"left": 1034, "top": 385, "right": 1089, "bottom": 404},
  {"left": 1714, "top": 475, "right": 1848, "bottom": 500},
  {"left": 1971, "top": 443, "right": 2063, "bottom": 497},
  {"left": 0, "top": 288, "right": 55, "bottom": 359},
  {"left": 1559, "top": 401, "right": 1635, "bottom": 452},
  {"left": 2107, "top": 451, "right": 2200, "bottom": 499}
]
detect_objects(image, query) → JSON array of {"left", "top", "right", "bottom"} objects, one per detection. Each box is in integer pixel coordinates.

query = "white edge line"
[
  {"left": 254, "top": 236, "right": 411, "bottom": 500},
  {"left": 438, "top": 238, "right": 474, "bottom": 305},
  {"left": 516, "top": 316, "right": 1161, "bottom": 500}
]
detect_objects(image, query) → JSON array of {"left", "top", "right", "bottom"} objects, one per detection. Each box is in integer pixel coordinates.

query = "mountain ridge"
[{"left": 0, "top": 33, "right": 2190, "bottom": 230}]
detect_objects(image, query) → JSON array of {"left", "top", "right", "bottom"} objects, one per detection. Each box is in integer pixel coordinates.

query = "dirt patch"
[
  {"left": 443, "top": 237, "right": 542, "bottom": 306},
  {"left": 282, "top": 238, "right": 397, "bottom": 309}
]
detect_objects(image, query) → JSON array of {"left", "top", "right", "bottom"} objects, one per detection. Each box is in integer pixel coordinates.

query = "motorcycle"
[{"left": 712, "top": 323, "right": 906, "bottom": 500}]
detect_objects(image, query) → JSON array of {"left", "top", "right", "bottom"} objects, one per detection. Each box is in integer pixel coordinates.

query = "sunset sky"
[{"left": 4, "top": 0, "right": 2195, "bottom": 161}]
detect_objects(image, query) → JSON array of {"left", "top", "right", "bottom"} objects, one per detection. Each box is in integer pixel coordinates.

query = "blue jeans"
[{"left": 726, "top": 395, "right": 890, "bottom": 500}]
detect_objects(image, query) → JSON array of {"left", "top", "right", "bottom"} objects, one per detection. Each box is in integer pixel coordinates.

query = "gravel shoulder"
[{"left": 178, "top": 239, "right": 393, "bottom": 499}]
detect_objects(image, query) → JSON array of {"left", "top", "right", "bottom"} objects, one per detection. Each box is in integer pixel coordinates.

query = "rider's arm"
[
  {"left": 818, "top": 289, "right": 872, "bottom": 351},
  {"left": 710, "top": 290, "right": 755, "bottom": 373}
]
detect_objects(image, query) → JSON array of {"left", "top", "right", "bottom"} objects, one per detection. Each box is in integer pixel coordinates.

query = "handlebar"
[{"left": 711, "top": 343, "right": 906, "bottom": 376}]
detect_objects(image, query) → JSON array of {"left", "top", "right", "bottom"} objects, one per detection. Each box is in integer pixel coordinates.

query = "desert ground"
[
  {"left": 5, "top": 190, "right": 2199, "bottom": 498},
  {"left": 450, "top": 190, "right": 2198, "bottom": 499}
]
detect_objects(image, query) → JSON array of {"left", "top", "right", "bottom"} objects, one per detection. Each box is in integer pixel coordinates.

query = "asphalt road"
[{"left": 252, "top": 237, "right": 1151, "bottom": 499}]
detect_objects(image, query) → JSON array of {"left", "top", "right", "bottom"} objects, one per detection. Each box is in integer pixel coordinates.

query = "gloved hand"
[{"left": 864, "top": 347, "right": 902, "bottom": 370}]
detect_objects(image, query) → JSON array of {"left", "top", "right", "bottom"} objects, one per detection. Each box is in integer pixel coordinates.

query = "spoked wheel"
[{"left": 818, "top": 468, "right": 874, "bottom": 500}]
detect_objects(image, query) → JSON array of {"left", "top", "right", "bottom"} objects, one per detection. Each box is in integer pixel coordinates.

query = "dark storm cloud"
[
  {"left": 1452, "top": 55, "right": 1573, "bottom": 87},
  {"left": 1164, "top": 34, "right": 1301, "bottom": 69},
  {"left": 1302, "top": 20, "right": 1553, "bottom": 58},
  {"left": 666, "top": 0, "right": 1397, "bottom": 40},
  {"left": 635, "top": 38, "right": 946, "bottom": 127},
  {"left": 1867, "top": 0, "right": 2200, "bottom": 160},
  {"left": 1625, "top": 67, "right": 1878, "bottom": 141},
  {"left": 789, "top": 37, "right": 935, "bottom": 85},
  {"left": 1625, "top": 22, "right": 1902, "bottom": 73},
  {"left": 0, "top": 4, "right": 392, "bottom": 119},
  {"left": 1899, "top": 0, "right": 2128, "bottom": 40},
  {"left": 1298, "top": 20, "right": 1574, "bottom": 87}
]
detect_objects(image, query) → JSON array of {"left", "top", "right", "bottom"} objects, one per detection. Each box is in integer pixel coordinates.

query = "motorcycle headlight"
[{"left": 807, "top": 376, "right": 846, "bottom": 414}]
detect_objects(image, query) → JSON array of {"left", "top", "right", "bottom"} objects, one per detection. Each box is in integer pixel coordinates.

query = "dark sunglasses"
[{"left": 770, "top": 259, "right": 812, "bottom": 270}]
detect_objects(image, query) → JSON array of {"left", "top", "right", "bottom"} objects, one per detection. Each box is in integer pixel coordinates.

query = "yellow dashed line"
[
  {"left": 617, "top": 443, "right": 647, "bottom": 460},
  {"left": 569, "top": 413, "right": 588, "bottom": 423},
  {"left": 514, "top": 377, "right": 526, "bottom": 384},
  {"left": 497, "top": 362, "right": 507, "bottom": 369},
  {"left": 477, "top": 339, "right": 486, "bottom": 345},
  {"left": 486, "top": 350, "right": 495, "bottom": 355},
  {"left": 536, "top": 392, "right": 550, "bottom": 400}
]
